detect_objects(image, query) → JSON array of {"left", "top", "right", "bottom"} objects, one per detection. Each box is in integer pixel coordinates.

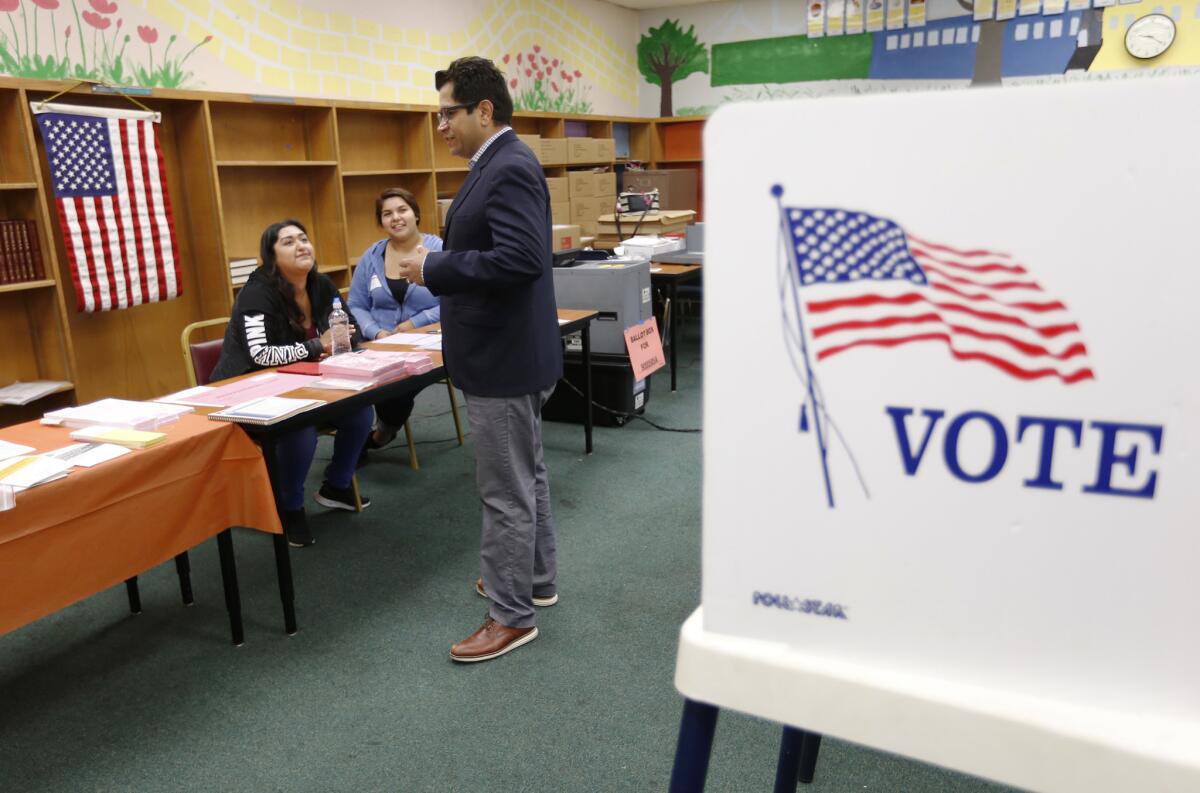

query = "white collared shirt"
[{"left": 468, "top": 126, "right": 512, "bottom": 170}]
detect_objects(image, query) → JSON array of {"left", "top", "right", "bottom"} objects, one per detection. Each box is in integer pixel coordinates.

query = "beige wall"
[{"left": 0, "top": 0, "right": 643, "bottom": 114}]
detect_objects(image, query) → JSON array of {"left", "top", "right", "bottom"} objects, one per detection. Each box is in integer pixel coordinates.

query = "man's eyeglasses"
[{"left": 437, "top": 101, "right": 480, "bottom": 124}]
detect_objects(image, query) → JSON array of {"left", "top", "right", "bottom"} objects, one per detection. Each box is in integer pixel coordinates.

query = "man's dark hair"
[{"left": 435, "top": 56, "right": 513, "bottom": 125}]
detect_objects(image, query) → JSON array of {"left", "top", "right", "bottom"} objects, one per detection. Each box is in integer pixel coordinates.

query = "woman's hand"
[
  {"left": 319, "top": 325, "right": 357, "bottom": 356},
  {"left": 375, "top": 329, "right": 392, "bottom": 340},
  {"left": 395, "top": 320, "right": 416, "bottom": 332}
]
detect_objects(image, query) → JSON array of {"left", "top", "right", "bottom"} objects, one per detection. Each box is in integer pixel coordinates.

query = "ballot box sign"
[
  {"left": 702, "top": 77, "right": 1200, "bottom": 722},
  {"left": 624, "top": 317, "right": 666, "bottom": 379}
]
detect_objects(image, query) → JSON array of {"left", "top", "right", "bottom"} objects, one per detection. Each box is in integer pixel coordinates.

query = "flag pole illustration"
[
  {"left": 773, "top": 184, "right": 836, "bottom": 508},
  {"left": 773, "top": 184, "right": 1094, "bottom": 508}
]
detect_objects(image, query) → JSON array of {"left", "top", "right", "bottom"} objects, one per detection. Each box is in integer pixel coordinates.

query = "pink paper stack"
[
  {"left": 319, "top": 350, "right": 435, "bottom": 382},
  {"left": 398, "top": 351, "right": 436, "bottom": 375}
]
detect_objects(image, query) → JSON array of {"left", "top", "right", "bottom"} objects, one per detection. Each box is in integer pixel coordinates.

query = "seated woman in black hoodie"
[{"left": 210, "top": 219, "right": 373, "bottom": 547}]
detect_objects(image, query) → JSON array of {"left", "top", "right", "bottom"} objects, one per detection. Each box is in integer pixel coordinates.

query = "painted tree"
[
  {"left": 955, "top": 1, "right": 1105, "bottom": 84},
  {"left": 638, "top": 19, "right": 709, "bottom": 117}
]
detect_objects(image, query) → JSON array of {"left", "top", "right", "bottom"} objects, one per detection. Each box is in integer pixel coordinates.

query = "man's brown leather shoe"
[
  {"left": 450, "top": 615, "right": 538, "bottom": 663},
  {"left": 475, "top": 577, "right": 559, "bottom": 607}
]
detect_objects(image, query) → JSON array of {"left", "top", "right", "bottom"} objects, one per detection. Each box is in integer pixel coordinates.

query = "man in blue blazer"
[{"left": 396, "top": 57, "right": 563, "bottom": 663}]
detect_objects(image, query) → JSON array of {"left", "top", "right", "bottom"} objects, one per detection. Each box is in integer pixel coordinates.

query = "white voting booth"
[{"left": 677, "top": 76, "right": 1200, "bottom": 791}]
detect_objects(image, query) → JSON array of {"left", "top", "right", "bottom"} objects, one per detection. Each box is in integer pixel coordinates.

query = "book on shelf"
[
  {"left": 0, "top": 380, "right": 72, "bottom": 405},
  {"left": 208, "top": 396, "right": 324, "bottom": 426},
  {"left": 68, "top": 426, "right": 167, "bottom": 449},
  {"left": 229, "top": 257, "right": 258, "bottom": 287},
  {"left": 0, "top": 219, "right": 45, "bottom": 285}
]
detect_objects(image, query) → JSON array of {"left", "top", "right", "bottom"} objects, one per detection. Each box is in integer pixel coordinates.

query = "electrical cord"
[{"left": 557, "top": 377, "right": 701, "bottom": 434}]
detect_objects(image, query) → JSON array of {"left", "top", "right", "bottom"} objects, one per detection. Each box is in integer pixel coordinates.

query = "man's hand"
[
  {"left": 395, "top": 246, "right": 429, "bottom": 286},
  {"left": 375, "top": 329, "right": 392, "bottom": 340},
  {"left": 396, "top": 320, "right": 416, "bottom": 332}
]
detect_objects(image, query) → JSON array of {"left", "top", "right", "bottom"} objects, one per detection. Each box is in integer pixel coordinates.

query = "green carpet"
[{"left": 0, "top": 324, "right": 1014, "bottom": 793}]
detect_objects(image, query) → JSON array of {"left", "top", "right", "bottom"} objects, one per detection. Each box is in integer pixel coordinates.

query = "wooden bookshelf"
[
  {"left": 0, "top": 85, "right": 76, "bottom": 419},
  {"left": 209, "top": 102, "right": 336, "bottom": 162},
  {"left": 0, "top": 75, "right": 708, "bottom": 418},
  {"left": 337, "top": 108, "right": 431, "bottom": 172}
]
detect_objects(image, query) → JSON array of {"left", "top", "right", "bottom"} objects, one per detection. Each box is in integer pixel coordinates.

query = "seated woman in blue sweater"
[
  {"left": 348, "top": 187, "right": 443, "bottom": 451},
  {"left": 211, "top": 219, "right": 374, "bottom": 548}
]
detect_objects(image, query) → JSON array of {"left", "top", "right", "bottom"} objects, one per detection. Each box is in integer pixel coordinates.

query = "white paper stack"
[
  {"left": 0, "top": 455, "right": 72, "bottom": 491},
  {"left": 229, "top": 258, "right": 258, "bottom": 286},
  {"left": 43, "top": 398, "right": 193, "bottom": 430},
  {"left": 619, "top": 235, "right": 684, "bottom": 259},
  {"left": 0, "top": 380, "right": 72, "bottom": 405}
]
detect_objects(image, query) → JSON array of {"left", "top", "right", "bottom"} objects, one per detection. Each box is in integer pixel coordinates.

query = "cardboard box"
[
  {"left": 540, "top": 138, "right": 567, "bottom": 165},
  {"left": 568, "top": 171, "right": 595, "bottom": 198},
  {"left": 517, "top": 133, "right": 541, "bottom": 154},
  {"left": 546, "top": 177, "right": 569, "bottom": 205},
  {"left": 578, "top": 220, "right": 599, "bottom": 236},
  {"left": 567, "top": 137, "right": 601, "bottom": 163},
  {"left": 552, "top": 224, "right": 582, "bottom": 252},
  {"left": 596, "top": 209, "right": 695, "bottom": 237},
  {"left": 569, "top": 196, "right": 599, "bottom": 224},
  {"left": 621, "top": 169, "right": 698, "bottom": 212},
  {"left": 551, "top": 201, "right": 571, "bottom": 226},
  {"left": 594, "top": 171, "right": 616, "bottom": 196},
  {"left": 595, "top": 138, "right": 615, "bottom": 162},
  {"left": 594, "top": 193, "right": 617, "bottom": 218}
]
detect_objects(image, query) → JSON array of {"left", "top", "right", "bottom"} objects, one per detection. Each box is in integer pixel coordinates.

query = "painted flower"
[
  {"left": 566, "top": 75, "right": 573, "bottom": 83},
  {"left": 560, "top": 70, "right": 568, "bottom": 79},
  {"left": 88, "top": 0, "right": 118, "bottom": 12},
  {"left": 533, "top": 44, "right": 541, "bottom": 53},
  {"left": 32, "top": 0, "right": 62, "bottom": 9},
  {"left": 137, "top": 25, "right": 157, "bottom": 43},
  {"left": 510, "top": 78, "right": 517, "bottom": 88},
  {"left": 517, "top": 53, "right": 523, "bottom": 64},
  {"left": 65, "top": 24, "right": 72, "bottom": 37},
  {"left": 536, "top": 70, "right": 544, "bottom": 80},
  {"left": 551, "top": 81, "right": 559, "bottom": 92},
  {"left": 525, "top": 68, "right": 532, "bottom": 77},
  {"left": 574, "top": 70, "right": 582, "bottom": 78},
  {"left": 551, "top": 58, "right": 558, "bottom": 68},
  {"left": 502, "top": 53, "right": 510, "bottom": 63},
  {"left": 0, "top": 0, "right": 19, "bottom": 11},
  {"left": 82, "top": 9, "right": 112, "bottom": 29}
]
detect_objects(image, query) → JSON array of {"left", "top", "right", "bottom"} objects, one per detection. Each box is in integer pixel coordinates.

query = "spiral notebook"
[{"left": 207, "top": 396, "right": 324, "bottom": 426}]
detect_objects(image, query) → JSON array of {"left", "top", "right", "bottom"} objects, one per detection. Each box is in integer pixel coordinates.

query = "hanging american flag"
[
  {"left": 33, "top": 104, "right": 181, "bottom": 313},
  {"left": 781, "top": 207, "right": 1094, "bottom": 385}
]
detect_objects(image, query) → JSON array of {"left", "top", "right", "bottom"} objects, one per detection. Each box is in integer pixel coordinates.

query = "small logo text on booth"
[{"left": 752, "top": 592, "right": 849, "bottom": 620}]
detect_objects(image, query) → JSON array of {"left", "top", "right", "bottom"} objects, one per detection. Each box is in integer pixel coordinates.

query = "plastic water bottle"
[{"left": 329, "top": 298, "right": 352, "bottom": 356}]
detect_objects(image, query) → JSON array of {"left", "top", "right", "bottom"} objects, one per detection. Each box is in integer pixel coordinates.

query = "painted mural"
[
  {"left": 638, "top": 0, "right": 1200, "bottom": 116},
  {"left": 0, "top": 0, "right": 642, "bottom": 115}
]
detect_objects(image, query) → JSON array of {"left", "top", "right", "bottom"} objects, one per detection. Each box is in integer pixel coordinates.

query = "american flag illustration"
[
  {"left": 34, "top": 108, "right": 180, "bottom": 313},
  {"left": 782, "top": 207, "right": 1094, "bottom": 385}
]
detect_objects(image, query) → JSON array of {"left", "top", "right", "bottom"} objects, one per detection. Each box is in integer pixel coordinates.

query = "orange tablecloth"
[{"left": 0, "top": 414, "right": 281, "bottom": 636}]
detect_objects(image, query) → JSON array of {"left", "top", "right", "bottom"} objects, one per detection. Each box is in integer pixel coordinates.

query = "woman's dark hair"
[
  {"left": 259, "top": 218, "right": 314, "bottom": 336},
  {"left": 376, "top": 187, "right": 421, "bottom": 226},
  {"left": 434, "top": 56, "right": 513, "bottom": 125}
]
